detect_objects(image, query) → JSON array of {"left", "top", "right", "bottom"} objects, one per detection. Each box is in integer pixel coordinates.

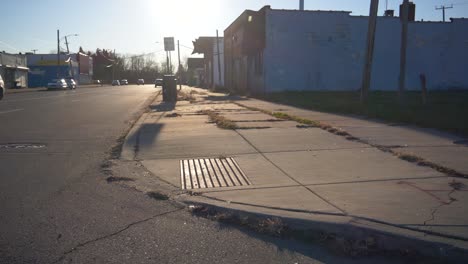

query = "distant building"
[
  {"left": 192, "top": 37, "right": 225, "bottom": 89},
  {"left": 213, "top": 37, "right": 225, "bottom": 88},
  {"left": 27, "top": 54, "right": 79, "bottom": 88},
  {"left": 0, "top": 52, "right": 29, "bottom": 89},
  {"left": 187, "top": 57, "right": 205, "bottom": 87},
  {"left": 224, "top": 5, "right": 468, "bottom": 93},
  {"left": 27, "top": 51, "right": 93, "bottom": 87}
]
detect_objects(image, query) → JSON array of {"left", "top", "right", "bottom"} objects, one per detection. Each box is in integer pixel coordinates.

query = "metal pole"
[
  {"left": 166, "top": 51, "right": 170, "bottom": 74},
  {"left": 177, "top": 40, "right": 182, "bottom": 90},
  {"left": 169, "top": 51, "right": 172, "bottom": 74},
  {"left": 216, "top": 30, "right": 222, "bottom": 89},
  {"left": 399, "top": 0, "right": 409, "bottom": 100},
  {"left": 299, "top": 0, "right": 304, "bottom": 10},
  {"left": 360, "top": 0, "right": 379, "bottom": 103},
  {"left": 57, "top": 29, "right": 60, "bottom": 78}
]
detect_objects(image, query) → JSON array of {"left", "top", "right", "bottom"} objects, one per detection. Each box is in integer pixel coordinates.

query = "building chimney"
[
  {"left": 400, "top": 1, "right": 416, "bottom": 22},
  {"left": 300, "top": 0, "right": 304, "bottom": 10}
]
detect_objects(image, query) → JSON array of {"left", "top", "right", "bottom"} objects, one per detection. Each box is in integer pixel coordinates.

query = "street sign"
[{"left": 164, "top": 37, "right": 175, "bottom": 51}]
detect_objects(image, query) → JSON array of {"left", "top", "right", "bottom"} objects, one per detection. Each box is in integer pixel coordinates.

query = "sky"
[{"left": 1, "top": 0, "right": 467, "bottom": 63}]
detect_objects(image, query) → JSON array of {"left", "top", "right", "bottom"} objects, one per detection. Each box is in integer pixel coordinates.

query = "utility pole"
[
  {"left": 113, "top": 49, "right": 116, "bottom": 81},
  {"left": 31, "top": 49, "right": 38, "bottom": 54},
  {"left": 299, "top": 0, "right": 304, "bottom": 10},
  {"left": 360, "top": 0, "right": 379, "bottom": 103},
  {"left": 57, "top": 29, "right": 60, "bottom": 78},
  {"left": 435, "top": 5, "right": 453, "bottom": 22},
  {"left": 216, "top": 30, "right": 222, "bottom": 89},
  {"left": 177, "top": 40, "right": 182, "bottom": 90},
  {"left": 399, "top": 0, "right": 409, "bottom": 100},
  {"left": 64, "top": 36, "right": 73, "bottom": 79}
]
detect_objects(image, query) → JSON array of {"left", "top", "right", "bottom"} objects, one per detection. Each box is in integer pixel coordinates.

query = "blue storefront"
[{"left": 27, "top": 54, "right": 79, "bottom": 88}]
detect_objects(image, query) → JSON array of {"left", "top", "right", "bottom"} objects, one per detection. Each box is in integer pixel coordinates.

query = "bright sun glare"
[{"left": 148, "top": 0, "right": 223, "bottom": 42}]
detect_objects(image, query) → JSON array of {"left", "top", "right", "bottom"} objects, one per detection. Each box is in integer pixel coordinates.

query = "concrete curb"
[{"left": 179, "top": 196, "right": 468, "bottom": 262}]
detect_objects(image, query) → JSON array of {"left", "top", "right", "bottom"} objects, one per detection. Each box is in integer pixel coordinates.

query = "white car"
[
  {"left": 137, "top": 79, "right": 145, "bottom": 85},
  {"left": 47, "top": 79, "right": 68, "bottom": 90},
  {"left": 0, "top": 74, "right": 4, "bottom": 100}
]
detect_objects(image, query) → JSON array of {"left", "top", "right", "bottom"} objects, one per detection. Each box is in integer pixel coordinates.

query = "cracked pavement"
[{"left": 1, "top": 85, "right": 397, "bottom": 263}]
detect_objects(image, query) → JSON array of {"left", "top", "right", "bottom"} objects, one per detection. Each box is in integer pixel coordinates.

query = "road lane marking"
[{"left": 0, "top": 109, "right": 24, "bottom": 115}]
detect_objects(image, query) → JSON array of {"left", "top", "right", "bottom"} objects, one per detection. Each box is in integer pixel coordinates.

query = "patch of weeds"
[
  {"left": 178, "top": 90, "right": 196, "bottom": 102},
  {"left": 398, "top": 153, "right": 423, "bottom": 163},
  {"left": 165, "top": 112, "right": 181, "bottom": 118},
  {"left": 198, "top": 110, "right": 238, "bottom": 130},
  {"left": 190, "top": 90, "right": 207, "bottom": 95},
  {"left": 106, "top": 176, "right": 135, "bottom": 183},
  {"left": 147, "top": 191, "right": 169, "bottom": 200},
  {"left": 189, "top": 205, "right": 287, "bottom": 237},
  {"left": 297, "top": 124, "right": 315, "bottom": 129},
  {"left": 395, "top": 152, "right": 467, "bottom": 178},
  {"left": 346, "top": 136, "right": 359, "bottom": 141},
  {"left": 236, "top": 126, "right": 272, "bottom": 130},
  {"left": 270, "top": 112, "right": 320, "bottom": 126}
]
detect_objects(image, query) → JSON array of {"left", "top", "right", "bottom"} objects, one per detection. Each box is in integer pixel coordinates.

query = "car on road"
[
  {"left": 154, "top": 78, "right": 163, "bottom": 87},
  {"left": 112, "top": 80, "right": 120, "bottom": 86},
  {"left": 65, "top": 78, "right": 77, "bottom": 89},
  {"left": 94, "top": 80, "right": 102, "bottom": 86},
  {"left": 120, "top": 79, "right": 128, "bottom": 85},
  {"left": 137, "top": 79, "right": 145, "bottom": 85},
  {"left": 47, "top": 79, "right": 68, "bottom": 90},
  {"left": 0, "top": 74, "right": 4, "bottom": 100}
]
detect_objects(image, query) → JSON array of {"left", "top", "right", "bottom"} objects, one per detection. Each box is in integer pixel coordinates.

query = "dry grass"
[
  {"left": 198, "top": 110, "right": 238, "bottom": 130},
  {"left": 178, "top": 90, "right": 196, "bottom": 102}
]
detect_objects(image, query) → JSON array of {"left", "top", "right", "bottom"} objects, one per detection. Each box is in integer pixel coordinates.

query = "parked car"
[
  {"left": 120, "top": 79, "right": 128, "bottom": 85},
  {"left": 112, "top": 80, "right": 120, "bottom": 86},
  {"left": 0, "top": 74, "right": 4, "bottom": 100},
  {"left": 137, "top": 79, "right": 145, "bottom": 85},
  {"left": 154, "top": 78, "right": 163, "bottom": 87},
  {"left": 65, "top": 78, "right": 77, "bottom": 89},
  {"left": 94, "top": 80, "right": 102, "bottom": 86},
  {"left": 47, "top": 79, "right": 68, "bottom": 90}
]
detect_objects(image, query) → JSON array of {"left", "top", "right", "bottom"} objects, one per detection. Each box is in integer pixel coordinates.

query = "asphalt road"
[{"left": 0, "top": 86, "right": 397, "bottom": 264}]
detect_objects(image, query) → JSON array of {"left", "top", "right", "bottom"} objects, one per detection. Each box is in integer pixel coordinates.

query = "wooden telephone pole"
[
  {"left": 360, "top": 0, "right": 379, "bottom": 103},
  {"left": 398, "top": 0, "right": 410, "bottom": 100},
  {"left": 435, "top": 5, "right": 453, "bottom": 22}
]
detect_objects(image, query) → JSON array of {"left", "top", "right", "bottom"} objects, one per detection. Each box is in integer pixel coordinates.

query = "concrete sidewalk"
[{"left": 121, "top": 86, "right": 468, "bottom": 259}]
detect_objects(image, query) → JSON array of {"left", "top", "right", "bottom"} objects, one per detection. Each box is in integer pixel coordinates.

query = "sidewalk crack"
[{"left": 50, "top": 208, "right": 183, "bottom": 264}]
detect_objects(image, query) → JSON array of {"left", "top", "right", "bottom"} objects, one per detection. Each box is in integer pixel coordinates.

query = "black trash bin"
[{"left": 162, "top": 75, "right": 177, "bottom": 102}]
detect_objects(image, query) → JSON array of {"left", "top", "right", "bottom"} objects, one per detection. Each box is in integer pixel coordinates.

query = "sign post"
[{"left": 164, "top": 37, "right": 175, "bottom": 74}]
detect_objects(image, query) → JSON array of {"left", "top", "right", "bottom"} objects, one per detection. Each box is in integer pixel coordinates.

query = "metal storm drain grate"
[{"left": 180, "top": 157, "right": 251, "bottom": 190}]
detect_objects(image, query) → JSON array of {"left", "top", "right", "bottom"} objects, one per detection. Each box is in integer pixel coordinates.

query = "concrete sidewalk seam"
[{"left": 233, "top": 129, "right": 348, "bottom": 215}]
